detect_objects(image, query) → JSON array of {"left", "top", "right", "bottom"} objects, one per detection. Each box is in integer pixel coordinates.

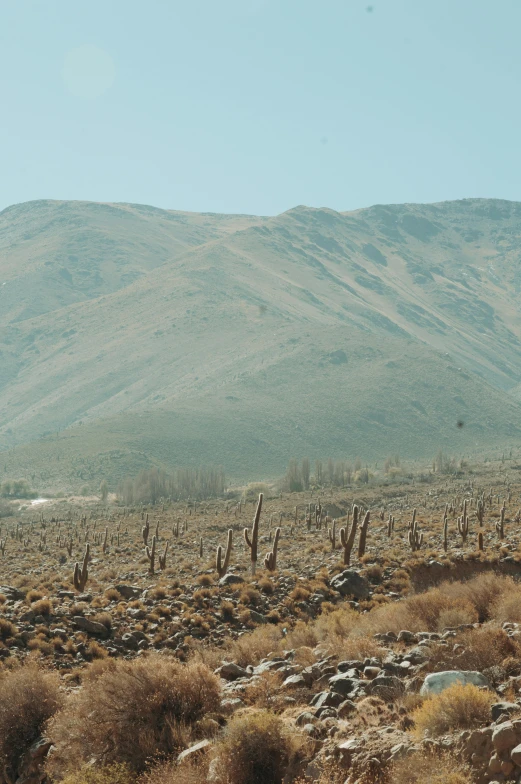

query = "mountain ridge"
[{"left": 1, "top": 197, "right": 521, "bottom": 490}]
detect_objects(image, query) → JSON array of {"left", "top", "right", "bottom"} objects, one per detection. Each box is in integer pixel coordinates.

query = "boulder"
[
  {"left": 114, "top": 584, "right": 142, "bottom": 600},
  {"left": 71, "top": 616, "right": 110, "bottom": 638},
  {"left": 492, "top": 722, "right": 520, "bottom": 753},
  {"left": 216, "top": 662, "right": 248, "bottom": 681},
  {"left": 219, "top": 574, "right": 244, "bottom": 587},
  {"left": 420, "top": 671, "right": 490, "bottom": 696},
  {"left": 330, "top": 570, "right": 369, "bottom": 600},
  {"left": 368, "top": 675, "right": 405, "bottom": 700},
  {"left": 491, "top": 702, "right": 520, "bottom": 722},
  {"left": 328, "top": 674, "right": 361, "bottom": 696}
]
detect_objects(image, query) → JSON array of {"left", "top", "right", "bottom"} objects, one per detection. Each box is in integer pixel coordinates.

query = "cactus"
[
  {"left": 102, "top": 527, "right": 108, "bottom": 554},
  {"left": 339, "top": 505, "right": 359, "bottom": 566},
  {"left": 0, "top": 539, "right": 5, "bottom": 556},
  {"left": 158, "top": 541, "right": 168, "bottom": 570},
  {"left": 244, "top": 493, "right": 263, "bottom": 575},
  {"left": 73, "top": 544, "right": 90, "bottom": 592},
  {"left": 496, "top": 504, "right": 506, "bottom": 539},
  {"left": 66, "top": 539, "right": 73, "bottom": 557},
  {"left": 457, "top": 500, "right": 469, "bottom": 544},
  {"left": 478, "top": 531, "right": 484, "bottom": 551},
  {"left": 155, "top": 520, "right": 160, "bottom": 539},
  {"left": 146, "top": 535, "right": 157, "bottom": 574},
  {"left": 216, "top": 529, "right": 233, "bottom": 578},
  {"left": 328, "top": 519, "right": 337, "bottom": 550},
  {"left": 408, "top": 520, "right": 423, "bottom": 552},
  {"left": 264, "top": 527, "right": 281, "bottom": 571},
  {"left": 387, "top": 515, "right": 394, "bottom": 537},
  {"left": 476, "top": 499, "right": 484, "bottom": 526},
  {"left": 199, "top": 536, "right": 204, "bottom": 558},
  {"left": 142, "top": 514, "right": 150, "bottom": 546},
  {"left": 443, "top": 516, "right": 448, "bottom": 552},
  {"left": 358, "top": 511, "right": 370, "bottom": 559}
]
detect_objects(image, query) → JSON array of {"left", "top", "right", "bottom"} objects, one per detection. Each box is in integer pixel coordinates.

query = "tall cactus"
[
  {"left": 244, "top": 493, "right": 262, "bottom": 575},
  {"left": 142, "top": 514, "right": 150, "bottom": 546},
  {"left": 264, "top": 527, "right": 281, "bottom": 571},
  {"left": 358, "top": 511, "right": 370, "bottom": 559},
  {"left": 408, "top": 520, "right": 423, "bottom": 552},
  {"left": 339, "top": 505, "right": 358, "bottom": 566},
  {"left": 496, "top": 504, "right": 506, "bottom": 539},
  {"left": 443, "top": 515, "right": 448, "bottom": 552},
  {"left": 458, "top": 500, "right": 469, "bottom": 544},
  {"left": 328, "top": 519, "right": 337, "bottom": 550},
  {"left": 387, "top": 515, "right": 394, "bottom": 537},
  {"left": 146, "top": 535, "right": 157, "bottom": 574},
  {"left": 478, "top": 531, "right": 484, "bottom": 551},
  {"left": 73, "top": 544, "right": 90, "bottom": 592},
  {"left": 216, "top": 529, "right": 233, "bottom": 578},
  {"left": 158, "top": 541, "right": 168, "bottom": 570}
]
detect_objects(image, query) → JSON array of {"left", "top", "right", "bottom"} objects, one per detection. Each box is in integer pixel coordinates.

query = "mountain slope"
[{"left": 1, "top": 197, "right": 521, "bottom": 490}]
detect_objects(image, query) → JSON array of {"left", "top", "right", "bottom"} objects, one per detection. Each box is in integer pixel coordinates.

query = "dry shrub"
[
  {"left": 47, "top": 656, "right": 221, "bottom": 775},
  {"left": 227, "top": 625, "right": 283, "bottom": 667},
  {"left": 427, "top": 624, "right": 518, "bottom": 672},
  {"left": 60, "top": 764, "right": 134, "bottom": 784},
  {"left": 213, "top": 710, "right": 292, "bottom": 784},
  {"left": 412, "top": 683, "right": 494, "bottom": 736},
  {"left": 0, "top": 617, "right": 17, "bottom": 639},
  {"left": 0, "top": 665, "right": 63, "bottom": 781},
  {"left": 143, "top": 759, "right": 207, "bottom": 784},
  {"left": 391, "top": 750, "right": 471, "bottom": 784}
]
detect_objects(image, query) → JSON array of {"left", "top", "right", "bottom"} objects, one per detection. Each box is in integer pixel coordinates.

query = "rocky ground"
[{"left": 2, "top": 458, "right": 521, "bottom": 783}]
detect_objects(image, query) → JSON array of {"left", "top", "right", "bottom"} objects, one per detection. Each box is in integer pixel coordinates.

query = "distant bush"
[
  {"left": 0, "top": 499, "right": 13, "bottom": 518},
  {"left": 0, "top": 479, "right": 38, "bottom": 499},
  {"left": 47, "top": 656, "right": 221, "bottom": 775},
  {"left": 242, "top": 482, "right": 270, "bottom": 501},
  {"left": 0, "top": 665, "right": 63, "bottom": 781},
  {"left": 117, "top": 465, "right": 225, "bottom": 504}
]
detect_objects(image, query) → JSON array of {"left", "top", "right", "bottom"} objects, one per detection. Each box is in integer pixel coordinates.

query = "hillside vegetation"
[{"left": 2, "top": 198, "right": 521, "bottom": 490}]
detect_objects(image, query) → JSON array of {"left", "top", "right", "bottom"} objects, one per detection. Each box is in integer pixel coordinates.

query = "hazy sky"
[{"left": 1, "top": 0, "right": 520, "bottom": 215}]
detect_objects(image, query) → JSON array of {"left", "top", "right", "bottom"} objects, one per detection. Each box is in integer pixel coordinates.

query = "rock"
[
  {"left": 219, "top": 698, "right": 245, "bottom": 713},
  {"left": 177, "top": 739, "right": 212, "bottom": 764},
  {"left": 0, "top": 586, "right": 24, "bottom": 601},
  {"left": 337, "top": 700, "right": 357, "bottom": 718},
  {"left": 491, "top": 702, "right": 520, "bottom": 721},
  {"left": 330, "top": 570, "right": 369, "bottom": 600},
  {"left": 216, "top": 662, "right": 248, "bottom": 681},
  {"left": 420, "top": 671, "right": 490, "bottom": 696},
  {"left": 282, "top": 674, "right": 307, "bottom": 689},
  {"left": 249, "top": 610, "right": 267, "bottom": 624},
  {"left": 15, "top": 736, "right": 52, "bottom": 784},
  {"left": 219, "top": 574, "right": 244, "bottom": 587},
  {"left": 296, "top": 711, "right": 317, "bottom": 727},
  {"left": 71, "top": 617, "right": 110, "bottom": 638},
  {"left": 114, "top": 584, "right": 142, "bottom": 599},
  {"left": 120, "top": 633, "right": 139, "bottom": 650},
  {"left": 510, "top": 742, "right": 521, "bottom": 766},
  {"left": 364, "top": 666, "right": 381, "bottom": 680},
  {"left": 328, "top": 674, "right": 361, "bottom": 696},
  {"left": 369, "top": 675, "right": 405, "bottom": 700},
  {"left": 310, "top": 691, "right": 344, "bottom": 709},
  {"left": 397, "top": 630, "right": 418, "bottom": 643},
  {"left": 492, "top": 722, "right": 519, "bottom": 753}
]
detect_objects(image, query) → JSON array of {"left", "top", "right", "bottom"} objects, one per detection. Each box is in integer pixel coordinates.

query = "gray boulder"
[
  {"left": 330, "top": 570, "right": 369, "bottom": 600},
  {"left": 420, "top": 670, "right": 490, "bottom": 696}
]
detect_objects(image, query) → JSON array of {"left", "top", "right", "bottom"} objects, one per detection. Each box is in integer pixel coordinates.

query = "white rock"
[{"left": 420, "top": 670, "right": 490, "bottom": 696}]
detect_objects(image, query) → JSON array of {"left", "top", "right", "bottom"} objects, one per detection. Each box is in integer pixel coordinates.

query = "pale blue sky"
[{"left": 0, "top": 0, "right": 519, "bottom": 215}]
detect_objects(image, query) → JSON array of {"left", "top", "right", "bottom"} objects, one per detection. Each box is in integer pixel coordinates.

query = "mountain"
[{"left": 1, "top": 197, "right": 521, "bottom": 491}]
